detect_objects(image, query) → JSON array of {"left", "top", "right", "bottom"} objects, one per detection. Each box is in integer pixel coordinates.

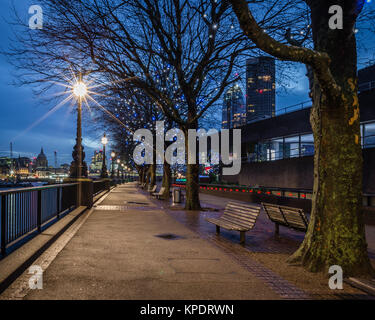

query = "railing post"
[
  {"left": 1, "top": 195, "right": 6, "bottom": 256},
  {"left": 56, "top": 187, "right": 61, "bottom": 219},
  {"left": 37, "top": 190, "right": 42, "bottom": 233}
]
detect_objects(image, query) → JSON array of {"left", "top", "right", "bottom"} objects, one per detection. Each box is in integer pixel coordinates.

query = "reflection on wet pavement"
[{"left": 164, "top": 195, "right": 303, "bottom": 254}]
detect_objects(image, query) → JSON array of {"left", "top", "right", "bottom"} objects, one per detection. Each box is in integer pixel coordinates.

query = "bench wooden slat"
[
  {"left": 222, "top": 213, "right": 257, "bottom": 225},
  {"left": 226, "top": 204, "right": 260, "bottom": 211},
  {"left": 223, "top": 209, "right": 258, "bottom": 220},
  {"left": 218, "top": 217, "right": 255, "bottom": 230},
  {"left": 225, "top": 209, "right": 259, "bottom": 218},
  {"left": 225, "top": 208, "right": 259, "bottom": 218},
  {"left": 205, "top": 201, "right": 261, "bottom": 244},
  {"left": 206, "top": 218, "right": 249, "bottom": 231},
  {"left": 220, "top": 218, "right": 255, "bottom": 230},
  {"left": 262, "top": 202, "right": 309, "bottom": 235}
]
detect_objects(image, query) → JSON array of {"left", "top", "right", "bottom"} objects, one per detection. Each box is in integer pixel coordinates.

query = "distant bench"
[
  {"left": 262, "top": 203, "right": 309, "bottom": 236},
  {"left": 147, "top": 185, "right": 157, "bottom": 194},
  {"left": 152, "top": 187, "right": 167, "bottom": 199},
  {"left": 206, "top": 201, "right": 261, "bottom": 244}
]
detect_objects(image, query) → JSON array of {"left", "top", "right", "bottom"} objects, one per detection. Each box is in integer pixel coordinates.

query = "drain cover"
[
  {"left": 155, "top": 233, "right": 184, "bottom": 240},
  {"left": 125, "top": 201, "right": 150, "bottom": 205}
]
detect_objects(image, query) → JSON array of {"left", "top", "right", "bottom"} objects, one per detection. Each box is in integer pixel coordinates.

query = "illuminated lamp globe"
[
  {"left": 101, "top": 134, "right": 108, "bottom": 146},
  {"left": 73, "top": 82, "right": 87, "bottom": 97}
]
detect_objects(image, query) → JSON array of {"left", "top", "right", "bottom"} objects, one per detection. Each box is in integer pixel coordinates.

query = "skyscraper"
[
  {"left": 90, "top": 150, "right": 104, "bottom": 173},
  {"left": 246, "top": 56, "right": 275, "bottom": 123},
  {"left": 222, "top": 85, "right": 246, "bottom": 129}
]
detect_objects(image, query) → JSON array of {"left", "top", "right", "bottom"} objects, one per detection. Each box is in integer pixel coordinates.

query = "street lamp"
[
  {"left": 100, "top": 133, "right": 108, "bottom": 178},
  {"left": 73, "top": 82, "right": 87, "bottom": 97},
  {"left": 111, "top": 151, "right": 116, "bottom": 178},
  {"left": 116, "top": 159, "right": 120, "bottom": 178},
  {"left": 70, "top": 80, "right": 88, "bottom": 179}
]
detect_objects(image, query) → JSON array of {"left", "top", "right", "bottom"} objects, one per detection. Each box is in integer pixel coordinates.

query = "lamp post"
[
  {"left": 70, "top": 80, "right": 88, "bottom": 179},
  {"left": 69, "top": 79, "right": 88, "bottom": 206},
  {"left": 100, "top": 133, "right": 108, "bottom": 178},
  {"left": 117, "top": 159, "right": 120, "bottom": 178},
  {"left": 124, "top": 165, "right": 127, "bottom": 181},
  {"left": 111, "top": 151, "right": 116, "bottom": 178},
  {"left": 121, "top": 163, "right": 125, "bottom": 180}
]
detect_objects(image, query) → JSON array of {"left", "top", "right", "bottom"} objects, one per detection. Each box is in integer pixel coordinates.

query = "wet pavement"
[
  {"left": 144, "top": 187, "right": 375, "bottom": 300},
  {"left": 3, "top": 183, "right": 282, "bottom": 300},
  {"left": 1, "top": 183, "right": 373, "bottom": 300},
  {"left": 157, "top": 191, "right": 375, "bottom": 259}
]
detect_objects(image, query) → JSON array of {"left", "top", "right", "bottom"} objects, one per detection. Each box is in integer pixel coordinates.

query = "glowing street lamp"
[
  {"left": 121, "top": 163, "right": 125, "bottom": 180},
  {"left": 70, "top": 79, "right": 88, "bottom": 180},
  {"left": 111, "top": 151, "right": 116, "bottom": 178},
  {"left": 100, "top": 133, "right": 108, "bottom": 178},
  {"left": 73, "top": 82, "right": 87, "bottom": 97},
  {"left": 116, "top": 158, "right": 120, "bottom": 178}
]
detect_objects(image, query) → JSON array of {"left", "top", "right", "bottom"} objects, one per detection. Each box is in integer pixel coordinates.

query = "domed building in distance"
[{"left": 35, "top": 147, "right": 48, "bottom": 169}]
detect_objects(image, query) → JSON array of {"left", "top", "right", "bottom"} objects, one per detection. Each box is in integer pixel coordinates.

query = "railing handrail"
[
  {"left": 359, "top": 80, "right": 375, "bottom": 92},
  {"left": 172, "top": 182, "right": 314, "bottom": 194},
  {"left": 0, "top": 182, "right": 79, "bottom": 195},
  {"left": 276, "top": 100, "right": 311, "bottom": 116}
]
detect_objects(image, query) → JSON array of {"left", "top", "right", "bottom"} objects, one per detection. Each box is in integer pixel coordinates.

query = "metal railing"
[
  {"left": 275, "top": 101, "right": 311, "bottom": 116},
  {"left": 93, "top": 180, "right": 108, "bottom": 196},
  {"left": 194, "top": 183, "right": 313, "bottom": 200},
  {"left": 0, "top": 183, "right": 78, "bottom": 257},
  {"left": 359, "top": 81, "right": 375, "bottom": 93}
]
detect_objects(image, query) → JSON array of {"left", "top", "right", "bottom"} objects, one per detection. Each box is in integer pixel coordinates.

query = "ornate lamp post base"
[
  {"left": 69, "top": 143, "right": 89, "bottom": 178},
  {"left": 100, "top": 163, "right": 108, "bottom": 178}
]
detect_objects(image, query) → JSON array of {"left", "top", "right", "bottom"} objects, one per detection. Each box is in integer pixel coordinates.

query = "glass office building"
[
  {"left": 246, "top": 56, "right": 276, "bottom": 123},
  {"left": 222, "top": 85, "right": 246, "bottom": 129}
]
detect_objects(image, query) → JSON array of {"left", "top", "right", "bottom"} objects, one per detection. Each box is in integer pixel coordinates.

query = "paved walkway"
[
  {"left": 1, "top": 183, "right": 373, "bottom": 300},
  {"left": 7, "top": 183, "right": 282, "bottom": 300}
]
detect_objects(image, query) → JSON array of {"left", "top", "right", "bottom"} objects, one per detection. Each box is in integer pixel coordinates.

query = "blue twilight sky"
[
  {"left": 0, "top": 0, "right": 105, "bottom": 165},
  {"left": 0, "top": 1, "right": 373, "bottom": 165}
]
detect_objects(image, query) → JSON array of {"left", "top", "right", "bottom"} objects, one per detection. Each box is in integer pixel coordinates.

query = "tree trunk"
[
  {"left": 185, "top": 163, "right": 201, "bottom": 210},
  {"left": 289, "top": 3, "right": 374, "bottom": 277},
  {"left": 145, "top": 166, "right": 151, "bottom": 189},
  {"left": 150, "top": 164, "right": 156, "bottom": 187},
  {"left": 161, "top": 161, "right": 171, "bottom": 199},
  {"left": 138, "top": 167, "right": 144, "bottom": 184},
  {"left": 184, "top": 121, "right": 201, "bottom": 210}
]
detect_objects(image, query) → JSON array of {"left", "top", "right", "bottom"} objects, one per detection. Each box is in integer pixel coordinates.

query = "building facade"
[
  {"left": 223, "top": 65, "right": 375, "bottom": 197},
  {"left": 246, "top": 56, "right": 276, "bottom": 123},
  {"left": 222, "top": 85, "right": 246, "bottom": 129},
  {"left": 90, "top": 150, "right": 104, "bottom": 173}
]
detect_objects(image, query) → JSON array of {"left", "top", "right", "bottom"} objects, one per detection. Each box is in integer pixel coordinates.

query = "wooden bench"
[
  {"left": 152, "top": 187, "right": 165, "bottom": 199},
  {"left": 206, "top": 201, "right": 261, "bottom": 244},
  {"left": 147, "top": 185, "right": 157, "bottom": 194},
  {"left": 261, "top": 202, "right": 309, "bottom": 236}
]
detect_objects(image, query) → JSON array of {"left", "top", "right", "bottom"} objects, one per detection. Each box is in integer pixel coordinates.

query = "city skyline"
[
  {"left": 0, "top": 0, "right": 312, "bottom": 166},
  {"left": 0, "top": 0, "right": 374, "bottom": 165}
]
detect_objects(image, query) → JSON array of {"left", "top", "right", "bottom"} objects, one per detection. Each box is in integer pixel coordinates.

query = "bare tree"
[{"left": 7, "top": 0, "right": 310, "bottom": 211}]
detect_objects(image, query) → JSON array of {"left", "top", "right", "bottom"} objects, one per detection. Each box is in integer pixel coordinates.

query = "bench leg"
[
  {"left": 275, "top": 223, "right": 280, "bottom": 237},
  {"left": 216, "top": 225, "right": 220, "bottom": 235},
  {"left": 240, "top": 231, "right": 246, "bottom": 244}
]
